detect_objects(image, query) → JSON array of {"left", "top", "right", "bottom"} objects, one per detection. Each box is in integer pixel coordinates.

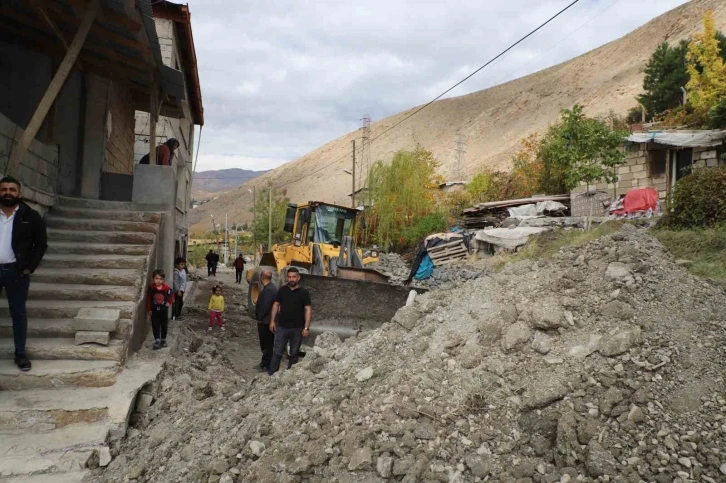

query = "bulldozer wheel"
[{"left": 247, "top": 265, "right": 277, "bottom": 318}]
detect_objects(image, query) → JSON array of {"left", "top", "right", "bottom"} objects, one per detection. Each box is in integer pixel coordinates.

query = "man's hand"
[
  {"left": 177, "top": 291, "right": 183, "bottom": 297},
  {"left": 269, "top": 321, "right": 276, "bottom": 333},
  {"left": 22, "top": 269, "right": 30, "bottom": 275},
  {"left": 302, "top": 328, "right": 310, "bottom": 337}
]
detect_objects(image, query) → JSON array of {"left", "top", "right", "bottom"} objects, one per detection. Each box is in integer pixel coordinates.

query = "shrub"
[
  {"left": 400, "top": 212, "right": 448, "bottom": 247},
  {"left": 660, "top": 166, "right": 726, "bottom": 228}
]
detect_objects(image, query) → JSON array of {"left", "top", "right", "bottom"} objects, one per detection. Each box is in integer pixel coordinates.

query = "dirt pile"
[
  {"left": 89, "top": 225, "right": 726, "bottom": 483},
  {"left": 369, "top": 253, "right": 481, "bottom": 289}
]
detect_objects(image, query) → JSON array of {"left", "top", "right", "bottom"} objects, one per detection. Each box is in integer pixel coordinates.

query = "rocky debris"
[
  {"left": 368, "top": 252, "right": 482, "bottom": 289},
  {"left": 90, "top": 225, "right": 726, "bottom": 483}
]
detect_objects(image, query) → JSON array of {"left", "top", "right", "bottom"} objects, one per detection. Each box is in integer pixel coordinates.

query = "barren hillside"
[{"left": 191, "top": 0, "right": 725, "bottom": 232}]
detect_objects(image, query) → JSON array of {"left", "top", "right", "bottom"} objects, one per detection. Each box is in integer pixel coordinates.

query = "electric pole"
[
  {"left": 224, "top": 213, "right": 228, "bottom": 263},
  {"left": 360, "top": 116, "right": 371, "bottom": 197},
  {"left": 454, "top": 131, "right": 467, "bottom": 180},
  {"left": 351, "top": 139, "right": 356, "bottom": 208},
  {"left": 268, "top": 187, "right": 272, "bottom": 251}
]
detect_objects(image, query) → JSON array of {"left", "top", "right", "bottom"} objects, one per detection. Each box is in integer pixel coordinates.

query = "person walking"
[
  {"left": 172, "top": 257, "right": 186, "bottom": 320},
  {"left": 254, "top": 269, "right": 277, "bottom": 371},
  {"left": 233, "top": 254, "right": 245, "bottom": 284},
  {"left": 146, "top": 269, "right": 174, "bottom": 350},
  {"left": 268, "top": 267, "right": 311, "bottom": 375},
  {"left": 206, "top": 249, "right": 215, "bottom": 277},
  {"left": 0, "top": 176, "right": 47, "bottom": 371},
  {"left": 208, "top": 285, "right": 225, "bottom": 331}
]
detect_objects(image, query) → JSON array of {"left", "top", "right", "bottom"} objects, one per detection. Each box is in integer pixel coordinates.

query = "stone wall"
[{"left": 103, "top": 82, "right": 135, "bottom": 175}]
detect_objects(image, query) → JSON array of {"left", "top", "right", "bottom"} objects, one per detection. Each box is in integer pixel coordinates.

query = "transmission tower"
[
  {"left": 453, "top": 131, "right": 467, "bottom": 180},
  {"left": 359, "top": 115, "right": 371, "bottom": 193}
]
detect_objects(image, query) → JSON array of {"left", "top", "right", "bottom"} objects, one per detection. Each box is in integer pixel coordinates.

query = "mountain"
[
  {"left": 192, "top": 168, "right": 268, "bottom": 199},
  {"left": 189, "top": 0, "right": 725, "bottom": 232}
]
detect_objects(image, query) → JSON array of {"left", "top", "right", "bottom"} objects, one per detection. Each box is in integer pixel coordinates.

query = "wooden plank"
[
  {"left": 42, "top": 0, "right": 142, "bottom": 32},
  {"left": 5, "top": 0, "right": 100, "bottom": 177}
]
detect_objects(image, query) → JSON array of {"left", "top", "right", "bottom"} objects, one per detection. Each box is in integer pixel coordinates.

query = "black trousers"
[
  {"left": 268, "top": 326, "right": 303, "bottom": 375},
  {"left": 207, "top": 263, "right": 213, "bottom": 276},
  {"left": 257, "top": 322, "right": 274, "bottom": 366},
  {"left": 173, "top": 292, "right": 184, "bottom": 318},
  {"left": 151, "top": 311, "right": 168, "bottom": 340},
  {"left": 212, "top": 263, "right": 218, "bottom": 276},
  {"left": 0, "top": 265, "right": 29, "bottom": 357},
  {"left": 235, "top": 269, "right": 243, "bottom": 283}
]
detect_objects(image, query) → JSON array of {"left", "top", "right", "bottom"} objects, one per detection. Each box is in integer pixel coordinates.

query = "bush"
[
  {"left": 660, "top": 166, "right": 726, "bottom": 228},
  {"left": 400, "top": 212, "right": 448, "bottom": 248}
]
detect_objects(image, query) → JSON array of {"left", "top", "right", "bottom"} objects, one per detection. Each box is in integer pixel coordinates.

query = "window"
[
  {"left": 312, "top": 205, "right": 356, "bottom": 244},
  {"left": 648, "top": 149, "right": 667, "bottom": 177}
]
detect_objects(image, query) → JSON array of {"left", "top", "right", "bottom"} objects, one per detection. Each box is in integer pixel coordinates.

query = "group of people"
[{"left": 206, "top": 250, "right": 246, "bottom": 282}]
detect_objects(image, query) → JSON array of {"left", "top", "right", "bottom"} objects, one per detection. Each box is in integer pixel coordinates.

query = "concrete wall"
[{"left": 0, "top": 112, "right": 58, "bottom": 213}]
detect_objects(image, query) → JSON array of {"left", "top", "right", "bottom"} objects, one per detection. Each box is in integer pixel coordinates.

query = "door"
[{"left": 670, "top": 148, "right": 693, "bottom": 187}]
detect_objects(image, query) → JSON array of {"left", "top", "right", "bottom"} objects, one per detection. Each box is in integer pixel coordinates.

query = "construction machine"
[{"left": 247, "top": 201, "right": 420, "bottom": 339}]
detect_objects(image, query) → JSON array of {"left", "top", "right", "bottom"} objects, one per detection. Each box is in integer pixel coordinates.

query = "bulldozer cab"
[{"left": 291, "top": 202, "right": 357, "bottom": 247}]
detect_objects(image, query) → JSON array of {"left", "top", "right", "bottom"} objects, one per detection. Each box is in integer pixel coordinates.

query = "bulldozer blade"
[
  {"left": 335, "top": 266, "right": 390, "bottom": 284},
  {"left": 300, "top": 274, "right": 426, "bottom": 341}
]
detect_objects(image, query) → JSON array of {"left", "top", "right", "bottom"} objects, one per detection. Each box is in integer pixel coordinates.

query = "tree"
[
  {"left": 538, "top": 105, "right": 627, "bottom": 192},
  {"left": 637, "top": 40, "right": 690, "bottom": 119},
  {"left": 249, "top": 184, "right": 290, "bottom": 248},
  {"left": 367, "top": 146, "right": 444, "bottom": 250},
  {"left": 686, "top": 11, "right": 726, "bottom": 122}
]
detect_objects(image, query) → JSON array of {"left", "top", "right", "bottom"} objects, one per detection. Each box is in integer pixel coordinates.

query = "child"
[
  {"left": 147, "top": 269, "right": 174, "bottom": 350},
  {"left": 172, "top": 257, "right": 187, "bottom": 320},
  {"left": 208, "top": 285, "right": 225, "bottom": 331}
]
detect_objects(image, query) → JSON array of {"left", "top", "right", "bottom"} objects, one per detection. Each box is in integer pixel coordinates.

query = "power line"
[{"left": 270, "top": 0, "right": 582, "bottom": 191}]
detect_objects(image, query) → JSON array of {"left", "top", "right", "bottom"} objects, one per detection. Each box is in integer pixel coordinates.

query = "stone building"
[{"left": 571, "top": 130, "right": 726, "bottom": 216}]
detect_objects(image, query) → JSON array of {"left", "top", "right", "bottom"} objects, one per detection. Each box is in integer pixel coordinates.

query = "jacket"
[
  {"left": 233, "top": 258, "right": 245, "bottom": 269},
  {"left": 208, "top": 294, "right": 225, "bottom": 311},
  {"left": 11, "top": 202, "right": 47, "bottom": 274},
  {"left": 255, "top": 282, "right": 278, "bottom": 324},
  {"left": 147, "top": 284, "right": 174, "bottom": 313},
  {"left": 173, "top": 268, "right": 187, "bottom": 292}
]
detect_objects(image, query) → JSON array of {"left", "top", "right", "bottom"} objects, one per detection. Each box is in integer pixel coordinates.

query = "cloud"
[{"left": 185, "top": 0, "right": 689, "bottom": 171}]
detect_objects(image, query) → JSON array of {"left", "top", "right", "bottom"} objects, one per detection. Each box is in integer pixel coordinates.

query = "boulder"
[{"left": 502, "top": 322, "right": 532, "bottom": 351}]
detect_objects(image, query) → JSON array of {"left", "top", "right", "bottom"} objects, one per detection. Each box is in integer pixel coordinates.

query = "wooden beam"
[
  {"left": 31, "top": 2, "right": 84, "bottom": 70},
  {"left": 6, "top": 0, "right": 101, "bottom": 177},
  {"left": 149, "top": 86, "right": 159, "bottom": 165},
  {"left": 42, "top": 0, "right": 142, "bottom": 32}
]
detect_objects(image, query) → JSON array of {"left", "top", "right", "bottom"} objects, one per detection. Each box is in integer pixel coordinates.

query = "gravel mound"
[
  {"left": 89, "top": 224, "right": 726, "bottom": 483},
  {"left": 369, "top": 253, "right": 481, "bottom": 289}
]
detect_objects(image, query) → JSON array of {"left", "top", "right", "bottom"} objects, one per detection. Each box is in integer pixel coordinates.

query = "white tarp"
[
  {"left": 507, "top": 201, "right": 568, "bottom": 218},
  {"left": 627, "top": 130, "right": 726, "bottom": 148},
  {"left": 475, "top": 227, "right": 549, "bottom": 251}
]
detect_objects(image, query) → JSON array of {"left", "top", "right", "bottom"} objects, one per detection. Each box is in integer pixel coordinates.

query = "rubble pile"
[
  {"left": 91, "top": 225, "right": 726, "bottom": 483},
  {"left": 369, "top": 253, "right": 481, "bottom": 289}
]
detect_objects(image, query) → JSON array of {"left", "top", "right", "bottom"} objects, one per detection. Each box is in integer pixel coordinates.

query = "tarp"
[
  {"left": 414, "top": 254, "right": 434, "bottom": 280},
  {"left": 507, "top": 201, "right": 568, "bottom": 218},
  {"left": 627, "top": 130, "right": 726, "bottom": 148},
  {"left": 610, "top": 188, "right": 660, "bottom": 216},
  {"left": 475, "top": 227, "right": 549, "bottom": 251}
]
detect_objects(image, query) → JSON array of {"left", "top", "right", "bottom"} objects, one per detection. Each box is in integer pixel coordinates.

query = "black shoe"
[
  {"left": 14, "top": 355, "right": 31, "bottom": 372},
  {"left": 160, "top": 339, "right": 168, "bottom": 348}
]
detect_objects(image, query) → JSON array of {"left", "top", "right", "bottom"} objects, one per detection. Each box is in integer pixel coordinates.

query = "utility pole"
[
  {"left": 360, "top": 116, "right": 371, "bottom": 196},
  {"left": 454, "top": 131, "right": 467, "bottom": 180},
  {"left": 249, "top": 187, "right": 257, "bottom": 265},
  {"left": 268, "top": 187, "right": 272, "bottom": 251},
  {"left": 351, "top": 139, "right": 356, "bottom": 208},
  {"left": 224, "top": 213, "right": 228, "bottom": 264}
]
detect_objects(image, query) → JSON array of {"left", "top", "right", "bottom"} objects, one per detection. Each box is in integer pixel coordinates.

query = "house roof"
[
  {"left": 0, "top": 0, "right": 184, "bottom": 115},
  {"left": 627, "top": 130, "right": 726, "bottom": 148},
  {"left": 151, "top": 1, "right": 204, "bottom": 125}
]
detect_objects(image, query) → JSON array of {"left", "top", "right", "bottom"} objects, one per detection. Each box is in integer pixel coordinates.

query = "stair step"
[
  {"left": 0, "top": 338, "right": 124, "bottom": 361},
  {"left": 0, "top": 359, "right": 118, "bottom": 390},
  {"left": 47, "top": 229, "right": 155, "bottom": 245},
  {"left": 47, "top": 242, "right": 151, "bottom": 256},
  {"left": 18, "top": 283, "right": 139, "bottom": 302},
  {"left": 46, "top": 217, "right": 158, "bottom": 234},
  {"left": 33, "top": 268, "right": 140, "bottom": 287},
  {"left": 0, "top": 423, "right": 108, "bottom": 477},
  {"left": 0, "top": 386, "right": 114, "bottom": 431},
  {"left": 41, "top": 254, "right": 147, "bottom": 270},
  {"left": 51, "top": 206, "right": 161, "bottom": 223},
  {"left": 57, "top": 195, "right": 134, "bottom": 211},
  {"left": 0, "top": 300, "right": 136, "bottom": 319},
  {"left": 0, "top": 318, "right": 75, "bottom": 338}
]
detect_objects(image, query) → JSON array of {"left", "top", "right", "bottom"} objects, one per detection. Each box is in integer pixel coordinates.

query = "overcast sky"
[{"left": 187, "top": 0, "right": 689, "bottom": 174}]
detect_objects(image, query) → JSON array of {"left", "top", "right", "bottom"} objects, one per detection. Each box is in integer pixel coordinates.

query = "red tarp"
[{"left": 612, "top": 188, "right": 659, "bottom": 216}]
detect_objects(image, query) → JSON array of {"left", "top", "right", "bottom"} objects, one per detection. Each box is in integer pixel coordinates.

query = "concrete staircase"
[{"left": 0, "top": 196, "right": 163, "bottom": 482}]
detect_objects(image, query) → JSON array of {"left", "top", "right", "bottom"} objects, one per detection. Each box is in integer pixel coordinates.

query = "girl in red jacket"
[{"left": 147, "top": 269, "right": 174, "bottom": 350}]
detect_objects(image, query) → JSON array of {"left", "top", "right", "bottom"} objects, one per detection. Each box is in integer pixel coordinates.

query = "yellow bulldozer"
[{"left": 246, "top": 201, "right": 420, "bottom": 339}]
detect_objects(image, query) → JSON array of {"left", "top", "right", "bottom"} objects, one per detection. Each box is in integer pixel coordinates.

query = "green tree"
[
  {"left": 637, "top": 40, "right": 690, "bottom": 119},
  {"left": 538, "top": 105, "right": 627, "bottom": 192},
  {"left": 249, "top": 184, "right": 291, "bottom": 248},
  {"left": 368, "top": 146, "right": 444, "bottom": 250}
]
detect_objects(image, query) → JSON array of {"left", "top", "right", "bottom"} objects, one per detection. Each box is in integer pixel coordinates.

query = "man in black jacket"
[
  {"left": 254, "top": 269, "right": 277, "bottom": 370},
  {"left": 0, "top": 177, "right": 47, "bottom": 371}
]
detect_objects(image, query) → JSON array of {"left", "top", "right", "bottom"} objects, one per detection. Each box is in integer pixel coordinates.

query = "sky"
[{"left": 187, "top": 0, "right": 690, "bottom": 174}]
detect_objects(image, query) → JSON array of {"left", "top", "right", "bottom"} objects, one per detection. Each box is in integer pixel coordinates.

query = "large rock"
[
  {"left": 599, "top": 300, "right": 635, "bottom": 320},
  {"left": 356, "top": 367, "right": 374, "bottom": 382},
  {"left": 376, "top": 455, "right": 393, "bottom": 478},
  {"left": 586, "top": 441, "right": 618, "bottom": 477},
  {"left": 249, "top": 440, "right": 265, "bottom": 457},
  {"left": 604, "top": 262, "right": 634, "bottom": 283},
  {"left": 392, "top": 306, "right": 422, "bottom": 330},
  {"left": 598, "top": 327, "right": 642, "bottom": 357},
  {"left": 529, "top": 298, "right": 566, "bottom": 329},
  {"left": 502, "top": 322, "right": 532, "bottom": 351},
  {"left": 532, "top": 331, "right": 552, "bottom": 355},
  {"left": 599, "top": 387, "right": 624, "bottom": 416},
  {"left": 465, "top": 454, "right": 491, "bottom": 478},
  {"left": 524, "top": 377, "right": 570, "bottom": 409},
  {"left": 348, "top": 447, "right": 373, "bottom": 471}
]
